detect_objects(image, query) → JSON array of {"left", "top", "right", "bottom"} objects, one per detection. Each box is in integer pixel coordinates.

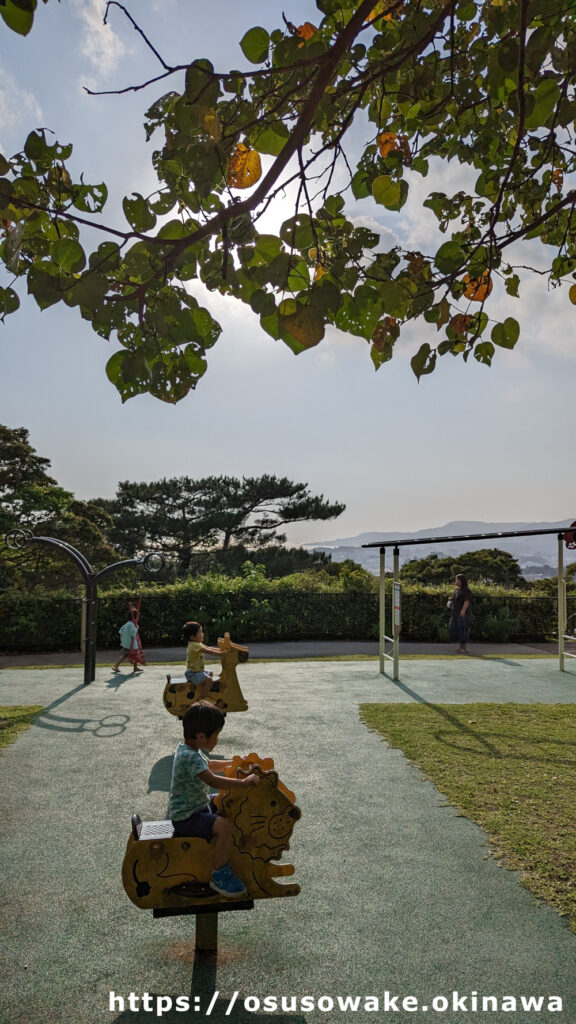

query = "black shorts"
[{"left": 172, "top": 801, "right": 218, "bottom": 840}]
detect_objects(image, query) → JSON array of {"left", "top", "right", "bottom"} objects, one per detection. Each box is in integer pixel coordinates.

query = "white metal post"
[
  {"left": 393, "top": 546, "right": 400, "bottom": 681},
  {"left": 379, "top": 547, "right": 386, "bottom": 675},
  {"left": 558, "top": 534, "right": 565, "bottom": 672}
]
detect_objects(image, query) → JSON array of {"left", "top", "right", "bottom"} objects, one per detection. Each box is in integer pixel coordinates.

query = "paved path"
[
  {"left": 0, "top": 638, "right": 560, "bottom": 669},
  {"left": 0, "top": 657, "right": 575, "bottom": 1024}
]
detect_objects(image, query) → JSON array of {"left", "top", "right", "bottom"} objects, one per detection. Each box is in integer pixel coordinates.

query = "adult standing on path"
[{"left": 448, "top": 573, "right": 473, "bottom": 653}]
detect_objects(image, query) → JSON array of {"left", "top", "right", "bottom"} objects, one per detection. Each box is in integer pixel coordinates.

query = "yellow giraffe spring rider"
[{"left": 163, "top": 633, "right": 249, "bottom": 717}]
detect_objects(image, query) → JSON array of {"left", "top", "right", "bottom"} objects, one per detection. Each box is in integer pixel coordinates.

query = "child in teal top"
[{"left": 168, "top": 701, "right": 259, "bottom": 896}]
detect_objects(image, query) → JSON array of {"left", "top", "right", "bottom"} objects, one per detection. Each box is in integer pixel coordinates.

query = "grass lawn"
[
  {"left": 0, "top": 705, "right": 44, "bottom": 750},
  {"left": 360, "top": 702, "right": 576, "bottom": 931}
]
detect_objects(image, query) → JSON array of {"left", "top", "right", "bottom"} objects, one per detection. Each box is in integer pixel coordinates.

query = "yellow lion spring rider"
[
  {"left": 163, "top": 634, "right": 249, "bottom": 717},
  {"left": 122, "top": 754, "right": 301, "bottom": 950}
]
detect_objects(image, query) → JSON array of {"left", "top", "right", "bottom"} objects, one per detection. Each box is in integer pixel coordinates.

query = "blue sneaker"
[{"left": 209, "top": 864, "right": 246, "bottom": 896}]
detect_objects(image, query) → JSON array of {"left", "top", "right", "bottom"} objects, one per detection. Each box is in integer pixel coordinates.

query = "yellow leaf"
[
  {"left": 279, "top": 305, "right": 325, "bottom": 349},
  {"left": 377, "top": 132, "right": 398, "bottom": 158},
  {"left": 366, "top": 0, "right": 404, "bottom": 23},
  {"left": 297, "top": 22, "right": 316, "bottom": 46},
  {"left": 377, "top": 131, "right": 410, "bottom": 163},
  {"left": 463, "top": 270, "right": 493, "bottom": 302},
  {"left": 228, "top": 144, "right": 262, "bottom": 190},
  {"left": 569, "top": 284, "right": 576, "bottom": 305},
  {"left": 203, "top": 109, "right": 221, "bottom": 142},
  {"left": 314, "top": 263, "right": 327, "bottom": 281}
]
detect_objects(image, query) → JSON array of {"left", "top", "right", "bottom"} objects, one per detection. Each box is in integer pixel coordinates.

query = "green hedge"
[{"left": 0, "top": 576, "right": 572, "bottom": 651}]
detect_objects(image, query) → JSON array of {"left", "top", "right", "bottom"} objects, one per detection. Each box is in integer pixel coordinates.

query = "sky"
[{"left": 0, "top": 0, "right": 574, "bottom": 547}]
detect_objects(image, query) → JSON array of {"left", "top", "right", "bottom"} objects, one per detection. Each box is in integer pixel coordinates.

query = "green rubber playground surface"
[{"left": 1, "top": 656, "right": 575, "bottom": 1023}]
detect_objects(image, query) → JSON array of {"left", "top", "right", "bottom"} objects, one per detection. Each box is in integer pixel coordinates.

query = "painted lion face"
[{"left": 218, "top": 769, "right": 301, "bottom": 861}]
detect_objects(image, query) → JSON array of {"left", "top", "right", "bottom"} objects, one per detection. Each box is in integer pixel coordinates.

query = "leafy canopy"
[
  {"left": 95, "top": 474, "right": 345, "bottom": 570},
  {"left": 1, "top": 0, "right": 576, "bottom": 401},
  {"left": 400, "top": 548, "right": 526, "bottom": 587},
  {"left": 0, "top": 424, "right": 121, "bottom": 590}
]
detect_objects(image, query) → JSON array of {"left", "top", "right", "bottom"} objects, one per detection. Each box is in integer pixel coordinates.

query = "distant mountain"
[{"left": 305, "top": 519, "right": 574, "bottom": 577}]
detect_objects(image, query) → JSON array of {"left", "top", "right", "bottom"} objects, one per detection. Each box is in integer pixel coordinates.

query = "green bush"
[{"left": 0, "top": 573, "right": 570, "bottom": 651}]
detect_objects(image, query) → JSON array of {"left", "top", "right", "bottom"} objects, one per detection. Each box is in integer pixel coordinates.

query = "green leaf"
[
  {"left": 410, "top": 343, "right": 437, "bottom": 381},
  {"left": 183, "top": 346, "right": 207, "bottom": 376},
  {"left": 372, "top": 175, "right": 401, "bottom": 209},
  {"left": 192, "top": 306, "right": 221, "bottom": 347},
  {"left": 505, "top": 274, "right": 520, "bottom": 298},
  {"left": 150, "top": 192, "right": 176, "bottom": 216},
  {"left": 0, "top": 0, "right": 36, "bottom": 36},
  {"left": 24, "top": 129, "right": 51, "bottom": 163},
  {"left": 411, "top": 156, "right": 429, "bottom": 177},
  {"left": 351, "top": 169, "right": 371, "bottom": 200},
  {"left": 255, "top": 234, "right": 284, "bottom": 261},
  {"left": 51, "top": 239, "right": 86, "bottom": 274},
  {"left": 254, "top": 252, "right": 292, "bottom": 287},
  {"left": 308, "top": 280, "right": 342, "bottom": 315},
  {"left": 525, "top": 78, "right": 561, "bottom": 131},
  {"left": 156, "top": 219, "right": 191, "bottom": 240},
  {"left": 379, "top": 279, "right": 414, "bottom": 319},
  {"left": 0, "top": 153, "right": 10, "bottom": 175},
  {"left": 473, "top": 341, "right": 495, "bottom": 364},
  {"left": 73, "top": 183, "right": 108, "bottom": 213},
  {"left": 0, "top": 286, "right": 20, "bottom": 317},
  {"left": 457, "top": 1, "right": 476, "bottom": 22},
  {"left": 491, "top": 317, "right": 520, "bottom": 349},
  {"left": 286, "top": 258, "right": 310, "bottom": 293},
  {"left": 185, "top": 60, "right": 221, "bottom": 106},
  {"left": 253, "top": 124, "right": 289, "bottom": 156},
  {"left": 250, "top": 289, "right": 276, "bottom": 316},
  {"left": 370, "top": 340, "right": 394, "bottom": 369},
  {"left": 260, "top": 310, "right": 280, "bottom": 340},
  {"left": 279, "top": 215, "right": 315, "bottom": 250},
  {"left": 324, "top": 195, "right": 345, "bottom": 216},
  {"left": 62, "top": 272, "right": 108, "bottom": 310},
  {"left": 105, "top": 351, "right": 144, "bottom": 403},
  {"left": 27, "top": 265, "right": 64, "bottom": 309},
  {"left": 122, "top": 193, "right": 157, "bottom": 232},
  {"left": 89, "top": 241, "right": 121, "bottom": 274},
  {"left": 240, "top": 26, "right": 270, "bottom": 64},
  {"left": 434, "top": 241, "right": 466, "bottom": 275}
]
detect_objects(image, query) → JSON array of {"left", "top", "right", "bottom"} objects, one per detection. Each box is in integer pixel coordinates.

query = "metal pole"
[
  {"left": 80, "top": 598, "right": 87, "bottom": 655},
  {"left": 393, "top": 546, "right": 400, "bottom": 681},
  {"left": 379, "top": 547, "right": 386, "bottom": 675},
  {"left": 85, "top": 579, "right": 98, "bottom": 685},
  {"left": 3, "top": 532, "right": 165, "bottom": 684},
  {"left": 195, "top": 912, "right": 218, "bottom": 952},
  {"left": 558, "top": 534, "right": 565, "bottom": 672}
]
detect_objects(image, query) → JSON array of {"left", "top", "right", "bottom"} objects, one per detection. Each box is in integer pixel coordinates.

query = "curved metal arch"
[{"left": 4, "top": 531, "right": 166, "bottom": 684}]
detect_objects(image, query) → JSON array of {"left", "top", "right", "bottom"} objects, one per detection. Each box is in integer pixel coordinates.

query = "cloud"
[
  {"left": 70, "top": 0, "right": 126, "bottom": 77},
  {"left": 0, "top": 64, "right": 42, "bottom": 151},
  {"left": 349, "top": 214, "right": 397, "bottom": 250}
]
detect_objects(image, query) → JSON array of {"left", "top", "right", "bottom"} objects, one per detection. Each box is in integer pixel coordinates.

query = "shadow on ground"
[{"left": 111, "top": 955, "right": 307, "bottom": 1023}]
